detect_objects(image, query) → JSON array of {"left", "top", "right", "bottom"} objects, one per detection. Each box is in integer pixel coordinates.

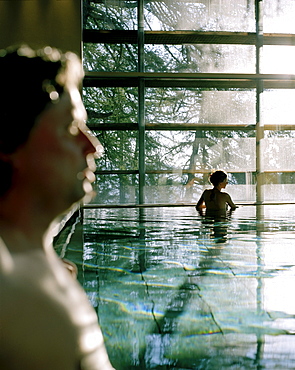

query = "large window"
[{"left": 83, "top": 0, "right": 295, "bottom": 205}]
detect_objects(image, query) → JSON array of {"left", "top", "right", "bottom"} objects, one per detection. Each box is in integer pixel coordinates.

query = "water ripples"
[{"left": 65, "top": 205, "right": 295, "bottom": 369}]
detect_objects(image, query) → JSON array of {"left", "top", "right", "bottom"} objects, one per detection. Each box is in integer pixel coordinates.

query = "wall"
[{"left": 0, "top": 0, "right": 81, "bottom": 56}]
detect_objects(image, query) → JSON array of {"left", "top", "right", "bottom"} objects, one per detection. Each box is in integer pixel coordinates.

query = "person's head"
[
  {"left": 209, "top": 170, "right": 228, "bottom": 188},
  {"left": 0, "top": 45, "right": 100, "bottom": 210}
]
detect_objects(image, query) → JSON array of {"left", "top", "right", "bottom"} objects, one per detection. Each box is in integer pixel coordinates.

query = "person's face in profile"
[
  {"left": 13, "top": 86, "right": 101, "bottom": 212},
  {"left": 219, "top": 178, "right": 228, "bottom": 189}
]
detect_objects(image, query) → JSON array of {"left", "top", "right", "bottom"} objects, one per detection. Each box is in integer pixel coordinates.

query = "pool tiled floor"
[{"left": 54, "top": 205, "right": 295, "bottom": 369}]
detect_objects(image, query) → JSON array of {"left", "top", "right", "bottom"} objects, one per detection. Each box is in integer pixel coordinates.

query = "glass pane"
[
  {"left": 83, "top": 0, "right": 138, "bottom": 30},
  {"left": 262, "top": 136, "right": 295, "bottom": 199},
  {"left": 264, "top": 184, "right": 295, "bottom": 202},
  {"left": 145, "top": 44, "right": 255, "bottom": 73},
  {"left": 90, "top": 174, "right": 138, "bottom": 204},
  {"left": 264, "top": 170, "right": 295, "bottom": 202},
  {"left": 199, "top": 90, "right": 255, "bottom": 124},
  {"left": 144, "top": 0, "right": 255, "bottom": 32},
  {"left": 94, "top": 131, "right": 138, "bottom": 171},
  {"left": 262, "top": 133, "right": 295, "bottom": 171},
  {"left": 145, "top": 173, "right": 255, "bottom": 203},
  {"left": 264, "top": 0, "right": 295, "bottom": 33},
  {"left": 83, "top": 43, "right": 138, "bottom": 72},
  {"left": 83, "top": 87, "right": 138, "bottom": 125},
  {"left": 262, "top": 46, "right": 295, "bottom": 74},
  {"left": 262, "top": 90, "right": 295, "bottom": 126},
  {"left": 145, "top": 173, "right": 193, "bottom": 203},
  {"left": 146, "top": 89, "right": 256, "bottom": 125},
  {"left": 146, "top": 131, "right": 256, "bottom": 172}
]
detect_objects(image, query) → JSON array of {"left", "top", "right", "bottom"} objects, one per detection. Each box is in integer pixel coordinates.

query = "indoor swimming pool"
[{"left": 55, "top": 205, "right": 295, "bottom": 369}]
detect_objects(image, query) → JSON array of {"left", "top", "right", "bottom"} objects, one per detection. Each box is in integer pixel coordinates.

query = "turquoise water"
[{"left": 56, "top": 205, "right": 295, "bottom": 369}]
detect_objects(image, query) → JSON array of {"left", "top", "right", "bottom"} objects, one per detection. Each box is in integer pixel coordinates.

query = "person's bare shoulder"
[
  {"left": 0, "top": 250, "right": 114, "bottom": 370},
  {"left": 223, "top": 192, "right": 237, "bottom": 209},
  {"left": 0, "top": 251, "right": 79, "bottom": 369}
]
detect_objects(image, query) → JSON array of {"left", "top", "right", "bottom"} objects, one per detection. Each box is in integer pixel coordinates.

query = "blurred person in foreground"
[
  {"left": 196, "top": 170, "right": 237, "bottom": 218},
  {"left": 0, "top": 45, "right": 115, "bottom": 370}
]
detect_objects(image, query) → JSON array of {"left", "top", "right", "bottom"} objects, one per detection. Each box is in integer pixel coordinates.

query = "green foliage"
[{"left": 82, "top": 0, "right": 294, "bottom": 204}]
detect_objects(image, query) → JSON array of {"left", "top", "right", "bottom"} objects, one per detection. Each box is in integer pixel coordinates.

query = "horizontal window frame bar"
[
  {"left": 84, "top": 80, "right": 295, "bottom": 89},
  {"left": 84, "top": 78, "right": 256, "bottom": 88},
  {"left": 84, "top": 72, "right": 295, "bottom": 89},
  {"left": 85, "top": 71, "right": 295, "bottom": 80},
  {"left": 83, "top": 29, "right": 295, "bottom": 46},
  {"left": 94, "top": 170, "right": 295, "bottom": 175},
  {"left": 82, "top": 201, "right": 295, "bottom": 209},
  {"left": 88, "top": 123, "right": 295, "bottom": 131}
]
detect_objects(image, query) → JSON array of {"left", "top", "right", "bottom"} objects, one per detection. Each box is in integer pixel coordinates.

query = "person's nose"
[
  {"left": 79, "top": 127, "right": 103, "bottom": 158},
  {"left": 71, "top": 90, "right": 103, "bottom": 158}
]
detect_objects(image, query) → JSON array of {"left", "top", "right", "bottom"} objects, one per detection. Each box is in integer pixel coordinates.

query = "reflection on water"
[{"left": 55, "top": 205, "right": 295, "bottom": 369}]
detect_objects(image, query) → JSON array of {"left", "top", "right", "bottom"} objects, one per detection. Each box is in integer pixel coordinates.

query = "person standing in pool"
[
  {"left": 0, "top": 45, "right": 115, "bottom": 370},
  {"left": 196, "top": 170, "right": 237, "bottom": 216}
]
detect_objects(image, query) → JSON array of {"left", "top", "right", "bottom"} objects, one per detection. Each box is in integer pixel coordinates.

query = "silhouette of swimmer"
[{"left": 196, "top": 170, "right": 237, "bottom": 218}]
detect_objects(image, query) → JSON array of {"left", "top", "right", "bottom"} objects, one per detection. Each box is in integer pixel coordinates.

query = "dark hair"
[
  {"left": 209, "top": 170, "right": 227, "bottom": 187},
  {"left": 0, "top": 44, "right": 83, "bottom": 196}
]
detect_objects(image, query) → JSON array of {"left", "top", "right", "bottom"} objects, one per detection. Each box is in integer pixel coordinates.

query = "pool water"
[{"left": 55, "top": 205, "right": 295, "bottom": 369}]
